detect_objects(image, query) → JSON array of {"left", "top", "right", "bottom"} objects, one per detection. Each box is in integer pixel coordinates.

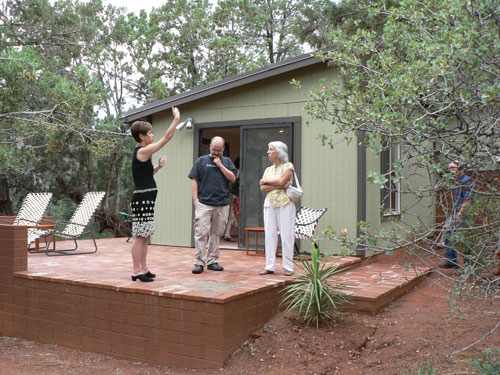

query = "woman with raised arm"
[{"left": 129, "top": 107, "right": 180, "bottom": 282}]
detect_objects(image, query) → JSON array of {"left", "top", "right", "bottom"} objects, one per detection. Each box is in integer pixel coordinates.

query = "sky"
[
  {"left": 101, "top": 0, "right": 339, "bottom": 15},
  {"left": 103, "top": 0, "right": 158, "bottom": 14},
  {"left": 102, "top": 0, "right": 221, "bottom": 14}
]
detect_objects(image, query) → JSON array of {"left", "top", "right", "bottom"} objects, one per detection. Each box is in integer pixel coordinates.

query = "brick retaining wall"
[{"left": 0, "top": 224, "right": 282, "bottom": 368}]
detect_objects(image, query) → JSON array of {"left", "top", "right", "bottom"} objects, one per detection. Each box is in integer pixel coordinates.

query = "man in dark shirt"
[
  {"left": 188, "top": 136, "right": 238, "bottom": 274},
  {"left": 439, "top": 160, "right": 473, "bottom": 269}
]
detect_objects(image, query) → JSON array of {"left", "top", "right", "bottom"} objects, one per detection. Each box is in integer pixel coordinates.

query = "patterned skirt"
[{"left": 131, "top": 189, "right": 158, "bottom": 238}]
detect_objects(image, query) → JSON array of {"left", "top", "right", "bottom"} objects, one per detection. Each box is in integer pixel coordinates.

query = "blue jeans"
[
  {"left": 444, "top": 232, "right": 458, "bottom": 263},
  {"left": 444, "top": 218, "right": 471, "bottom": 264}
]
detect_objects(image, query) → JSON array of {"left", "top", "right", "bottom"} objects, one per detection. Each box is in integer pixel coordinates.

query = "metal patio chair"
[
  {"left": 40, "top": 191, "right": 105, "bottom": 256},
  {"left": 12, "top": 193, "right": 53, "bottom": 227},
  {"left": 294, "top": 206, "right": 328, "bottom": 254}
]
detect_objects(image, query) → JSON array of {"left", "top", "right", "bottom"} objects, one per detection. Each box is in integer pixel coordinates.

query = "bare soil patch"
[{"left": 1, "top": 258, "right": 499, "bottom": 375}]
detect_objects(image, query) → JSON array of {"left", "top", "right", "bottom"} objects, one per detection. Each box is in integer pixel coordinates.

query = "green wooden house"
[{"left": 123, "top": 53, "right": 435, "bottom": 255}]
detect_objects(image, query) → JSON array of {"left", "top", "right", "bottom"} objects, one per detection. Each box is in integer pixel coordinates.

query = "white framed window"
[{"left": 381, "top": 144, "right": 401, "bottom": 216}]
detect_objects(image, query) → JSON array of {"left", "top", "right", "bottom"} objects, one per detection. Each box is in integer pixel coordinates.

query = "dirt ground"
[{"left": 1, "top": 261, "right": 499, "bottom": 375}]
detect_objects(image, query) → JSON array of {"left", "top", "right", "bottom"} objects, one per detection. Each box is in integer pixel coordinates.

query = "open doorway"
[{"left": 196, "top": 118, "right": 300, "bottom": 251}]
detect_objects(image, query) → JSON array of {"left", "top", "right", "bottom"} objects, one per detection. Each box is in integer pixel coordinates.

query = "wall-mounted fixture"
[{"left": 176, "top": 117, "right": 194, "bottom": 132}]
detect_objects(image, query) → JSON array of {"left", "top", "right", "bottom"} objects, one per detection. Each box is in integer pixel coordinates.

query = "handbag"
[{"left": 286, "top": 171, "right": 303, "bottom": 202}]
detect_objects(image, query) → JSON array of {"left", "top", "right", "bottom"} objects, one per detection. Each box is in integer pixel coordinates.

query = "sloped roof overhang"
[{"left": 122, "top": 53, "right": 323, "bottom": 123}]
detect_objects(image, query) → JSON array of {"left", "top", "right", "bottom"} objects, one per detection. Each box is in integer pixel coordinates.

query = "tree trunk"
[
  {"left": 55, "top": 176, "right": 83, "bottom": 204},
  {"left": 94, "top": 210, "right": 130, "bottom": 238},
  {"left": 103, "top": 151, "right": 116, "bottom": 211},
  {"left": 0, "top": 177, "right": 13, "bottom": 215},
  {"left": 113, "top": 153, "right": 124, "bottom": 217}
]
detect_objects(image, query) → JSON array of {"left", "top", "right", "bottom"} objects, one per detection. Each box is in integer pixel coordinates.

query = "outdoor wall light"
[{"left": 176, "top": 117, "right": 194, "bottom": 131}]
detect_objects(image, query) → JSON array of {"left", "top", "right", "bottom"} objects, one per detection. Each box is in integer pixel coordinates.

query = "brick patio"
[{"left": 0, "top": 224, "right": 430, "bottom": 368}]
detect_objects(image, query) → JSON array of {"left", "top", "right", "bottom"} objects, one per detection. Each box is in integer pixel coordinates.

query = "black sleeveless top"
[{"left": 132, "top": 146, "right": 156, "bottom": 191}]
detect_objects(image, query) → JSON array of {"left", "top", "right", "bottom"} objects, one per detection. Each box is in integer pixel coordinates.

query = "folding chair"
[
  {"left": 294, "top": 206, "right": 328, "bottom": 254},
  {"left": 0, "top": 192, "right": 53, "bottom": 250},
  {"left": 266, "top": 206, "right": 328, "bottom": 257},
  {"left": 11, "top": 193, "right": 53, "bottom": 226},
  {"left": 41, "top": 192, "right": 105, "bottom": 256}
]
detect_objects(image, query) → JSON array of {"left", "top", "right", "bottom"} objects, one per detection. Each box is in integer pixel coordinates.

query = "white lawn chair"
[
  {"left": 41, "top": 192, "right": 105, "bottom": 256},
  {"left": 1, "top": 192, "right": 53, "bottom": 250},
  {"left": 12, "top": 193, "right": 53, "bottom": 226}
]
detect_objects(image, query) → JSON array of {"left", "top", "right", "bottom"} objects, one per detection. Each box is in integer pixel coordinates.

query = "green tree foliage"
[
  {"left": 0, "top": 0, "right": 107, "bottom": 212},
  {"left": 295, "top": 0, "right": 398, "bottom": 50},
  {"left": 76, "top": 0, "right": 138, "bottom": 219},
  {"left": 146, "top": 0, "right": 213, "bottom": 96},
  {"left": 306, "top": 0, "right": 500, "bottom": 246},
  {"left": 209, "top": 0, "right": 264, "bottom": 82},
  {"left": 126, "top": 9, "right": 170, "bottom": 103},
  {"left": 0, "top": 0, "right": 133, "bottom": 236},
  {"left": 124, "top": 0, "right": 304, "bottom": 104},
  {"left": 304, "top": 0, "right": 500, "bottom": 351},
  {"left": 215, "top": 0, "right": 303, "bottom": 65},
  {"left": 0, "top": 0, "right": 308, "bottom": 229}
]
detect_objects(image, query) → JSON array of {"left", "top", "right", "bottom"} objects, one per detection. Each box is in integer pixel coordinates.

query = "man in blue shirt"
[
  {"left": 188, "top": 136, "right": 238, "bottom": 274},
  {"left": 439, "top": 160, "right": 473, "bottom": 269}
]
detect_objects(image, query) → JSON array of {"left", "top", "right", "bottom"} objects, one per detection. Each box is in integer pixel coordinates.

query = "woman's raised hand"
[{"left": 172, "top": 106, "right": 180, "bottom": 121}]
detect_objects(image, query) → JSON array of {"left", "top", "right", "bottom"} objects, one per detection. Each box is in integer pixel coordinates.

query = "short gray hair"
[
  {"left": 268, "top": 141, "right": 289, "bottom": 163},
  {"left": 211, "top": 136, "right": 225, "bottom": 146}
]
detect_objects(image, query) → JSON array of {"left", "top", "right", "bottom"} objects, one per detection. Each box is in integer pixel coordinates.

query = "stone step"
[
  {"left": 332, "top": 262, "right": 432, "bottom": 314},
  {"left": 296, "top": 255, "right": 432, "bottom": 314}
]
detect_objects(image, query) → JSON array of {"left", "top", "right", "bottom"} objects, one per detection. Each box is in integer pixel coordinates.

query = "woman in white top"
[{"left": 259, "top": 141, "right": 296, "bottom": 276}]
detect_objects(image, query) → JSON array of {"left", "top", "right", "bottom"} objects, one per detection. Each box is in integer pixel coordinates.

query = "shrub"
[
  {"left": 470, "top": 347, "right": 500, "bottom": 375},
  {"left": 450, "top": 195, "right": 500, "bottom": 277},
  {"left": 280, "top": 241, "right": 349, "bottom": 327},
  {"left": 400, "top": 361, "right": 436, "bottom": 375}
]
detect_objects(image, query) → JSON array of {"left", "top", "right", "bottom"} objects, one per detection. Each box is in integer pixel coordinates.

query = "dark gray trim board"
[{"left": 356, "top": 131, "right": 367, "bottom": 256}]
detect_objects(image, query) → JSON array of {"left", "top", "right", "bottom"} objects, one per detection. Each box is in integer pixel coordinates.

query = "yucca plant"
[{"left": 280, "top": 241, "right": 349, "bottom": 327}]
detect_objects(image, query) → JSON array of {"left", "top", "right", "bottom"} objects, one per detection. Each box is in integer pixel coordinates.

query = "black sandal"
[{"left": 131, "top": 274, "right": 154, "bottom": 282}]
